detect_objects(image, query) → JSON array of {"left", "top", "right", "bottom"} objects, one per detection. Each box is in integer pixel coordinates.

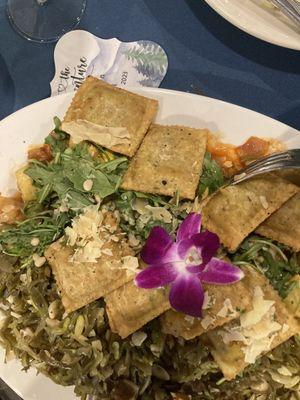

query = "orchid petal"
[
  {"left": 200, "top": 258, "right": 244, "bottom": 285},
  {"left": 169, "top": 274, "right": 204, "bottom": 317},
  {"left": 186, "top": 265, "right": 203, "bottom": 274},
  {"left": 135, "top": 264, "right": 178, "bottom": 289},
  {"left": 140, "top": 226, "right": 173, "bottom": 265},
  {"left": 177, "top": 231, "right": 220, "bottom": 264},
  {"left": 176, "top": 213, "right": 201, "bottom": 243}
]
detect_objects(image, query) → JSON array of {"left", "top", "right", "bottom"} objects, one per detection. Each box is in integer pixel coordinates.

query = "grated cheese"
[
  {"left": 121, "top": 256, "right": 139, "bottom": 273},
  {"left": 65, "top": 206, "right": 107, "bottom": 263},
  {"left": 219, "top": 286, "right": 283, "bottom": 364},
  {"left": 201, "top": 315, "right": 216, "bottom": 330},
  {"left": 107, "top": 255, "right": 139, "bottom": 274},
  {"left": 128, "top": 232, "right": 140, "bottom": 247},
  {"left": 65, "top": 205, "right": 132, "bottom": 264},
  {"left": 132, "top": 198, "right": 173, "bottom": 224},
  {"left": 62, "top": 120, "right": 130, "bottom": 147},
  {"left": 240, "top": 287, "right": 274, "bottom": 327},
  {"left": 203, "top": 291, "right": 215, "bottom": 310},
  {"left": 184, "top": 315, "right": 195, "bottom": 325},
  {"left": 217, "top": 298, "right": 237, "bottom": 318},
  {"left": 218, "top": 329, "right": 246, "bottom": 345}
]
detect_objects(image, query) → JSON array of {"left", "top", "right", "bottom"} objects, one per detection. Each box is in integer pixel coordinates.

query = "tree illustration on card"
[{"left": 124, "top": 41, "right": 168, "bottom": 87}]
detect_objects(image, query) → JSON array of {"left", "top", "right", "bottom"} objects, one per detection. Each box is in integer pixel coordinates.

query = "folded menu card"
[{"left": 50, "top": 30, "right": 168, "bottom": 96}]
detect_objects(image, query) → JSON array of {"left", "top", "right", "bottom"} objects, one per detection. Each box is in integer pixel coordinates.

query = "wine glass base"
[{"left": 7, "top": 0, "right": 87, "bottom": 43}]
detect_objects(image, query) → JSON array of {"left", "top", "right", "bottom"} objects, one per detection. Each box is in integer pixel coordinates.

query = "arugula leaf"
[
  {"left": 115, "top": 191, "right": 188, "bottom": 243},
  {"left": 25, "top": 142, "right": 128, "bottom": 208},
  {"left": 0, "top": 210, "right": 72, "bottom": 258},
  {"left": 96, "top": 157, "right": 128, "bottom": 173},
  {"left": 198, "top": 152, "right": 224, "bottom": 197},
  {"left": 233, "top": 236, "right": 300, "bottom": 298},
  {"left": 44, "top": 117, "right": 69, "bottom": 154}
]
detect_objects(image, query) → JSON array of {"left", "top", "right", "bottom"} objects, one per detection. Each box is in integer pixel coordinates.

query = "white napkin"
[{"left": 50, "top": 30, "right": 168, "bottom": 96}]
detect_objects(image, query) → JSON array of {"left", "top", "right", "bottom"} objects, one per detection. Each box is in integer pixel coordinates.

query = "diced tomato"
[
  {"left": 28, "top": 144, "right": 53, "bottom": 162},
  {"left": 207, "top": 133, "right": 243, "bottom": 176},
  {"left": 236, "top": 136, "right": 269, "bottom": 163},
  {"left": 0, "top": 194, "right": 23, "bottom": 224}
]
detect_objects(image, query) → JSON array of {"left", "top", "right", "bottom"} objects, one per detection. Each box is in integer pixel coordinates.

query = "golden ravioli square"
[
  {"left": 205, "top": 269, "right": 300, "bottom": 380},
  {"left": 202, "top": 175, "right": 299, "bottom": 252},
  {"left": 256, "top": 192, "right": 300, "bottom": 251},
  {"left": 45, "top": 229, "right": 135, "bottom": 313},
  {"left": 160, "top": 266, "right": 253, "bottom": 340},
  {"left": 121, "top": 124, "right": 208, "bottom": 199},
  {"left": 63, "top": 76, "right": 158, "bottom": 157},
  {"left": 105, "top": 282, "right": 170, "bottom": 338}
]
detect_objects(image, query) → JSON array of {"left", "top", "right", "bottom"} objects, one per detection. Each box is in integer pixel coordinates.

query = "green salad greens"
[
  {"left": 198, "top": 152, "right": 224, "bottom": 198},
  {"left": 0, "top": 118, "right": 299, "bottom": 400},
  {"left": 233, "top": 237, "right": 300, "bottom": 298}
]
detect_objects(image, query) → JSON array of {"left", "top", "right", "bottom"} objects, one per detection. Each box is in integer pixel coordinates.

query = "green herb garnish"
[
  {"left": 25, "top": 142, "right": 128, "bottom": 208},
  {"left": 198, "top": 152, "right": 224, "bottom": 197},
  {"left": 233, "top": 236, "right": 300, "bottom": 298}
]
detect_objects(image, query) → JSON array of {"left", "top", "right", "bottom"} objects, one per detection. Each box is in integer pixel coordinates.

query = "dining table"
[{"left": 0, "top": 0, "right": 300, "bottom": 399}]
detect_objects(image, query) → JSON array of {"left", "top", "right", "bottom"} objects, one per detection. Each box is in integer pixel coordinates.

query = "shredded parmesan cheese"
[
  {"left": 132, "top": 198, "right": 173, "bottom": 223},
  {"left": 62, "top": 120, "right": 130, "bottom": 147},
  {"left": 201, "top": 315, "right": 216, "bottom": 330},
  {"left": 240, "top": 287, "right": 274, "bottom": 327},
  {"left": 184, "top": 315, "right": 195, "bottom": 325},
  {"left": 107, "top": 255, "right": 139, "bottom": 274},
  {"left": 218, "top": 330, "right": 246, "bottom": 345},
  {"left": 203, "top": 291, "right": 215, "bottom": 310},
  {"left": 217, "top": 298, "right": 237, "bottom": 318},
  {"left": 65, "top": 205, "right": 121, "bottom": 263},
  {"left": 219, "top": 286, "right": 282, "bottom": 364}
]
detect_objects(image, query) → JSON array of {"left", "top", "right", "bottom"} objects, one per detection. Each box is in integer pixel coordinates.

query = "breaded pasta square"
[
  {"left": 62, "top": 77, "right": 158, "bottom": 157},
  {"left": 121, "top": 124, "right": 208, "bottom": 199}
]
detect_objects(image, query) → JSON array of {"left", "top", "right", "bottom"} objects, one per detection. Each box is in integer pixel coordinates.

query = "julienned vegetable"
[
  {"left": 0, "top": 117, "right": 299, "bottom": 400},
  {"left": 0, "top": 242, "right": 299, "bottom": 400}
]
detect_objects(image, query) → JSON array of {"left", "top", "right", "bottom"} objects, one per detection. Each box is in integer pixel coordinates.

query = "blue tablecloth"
[{"left": 0, "top": 0, "right": 300, "bottom": 129}]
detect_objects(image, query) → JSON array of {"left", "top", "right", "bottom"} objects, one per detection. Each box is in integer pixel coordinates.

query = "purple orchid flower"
[{"left": 135, "top": 213, "right": 244, "bottom": 317}]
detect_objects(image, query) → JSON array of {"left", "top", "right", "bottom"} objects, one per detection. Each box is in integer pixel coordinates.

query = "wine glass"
[{"left": 7, "top": 0, "right": 87, "bottom": 43}]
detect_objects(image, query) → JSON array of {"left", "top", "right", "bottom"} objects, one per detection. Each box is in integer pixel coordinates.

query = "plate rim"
[{"left": 204, "top": 0, "right": 300, "bottom": 51}]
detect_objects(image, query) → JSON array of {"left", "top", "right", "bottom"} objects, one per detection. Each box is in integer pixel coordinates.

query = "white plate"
[
  {"left": 205, "top": 0, "right": 300, "bottom": 50},
  {"left": 0, "top": 87, "right": 299, "bottom": 399}
]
